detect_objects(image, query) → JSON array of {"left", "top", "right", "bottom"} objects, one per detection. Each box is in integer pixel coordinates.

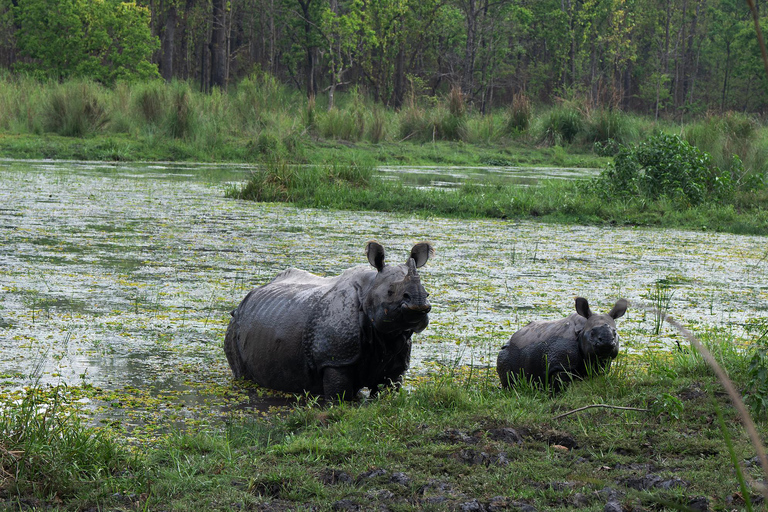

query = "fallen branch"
[{"left": 553, "top": 404, "right": 649, "bottom": 420}]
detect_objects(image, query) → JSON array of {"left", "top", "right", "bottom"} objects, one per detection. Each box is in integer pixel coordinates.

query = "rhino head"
[
  {"left": 575, "top": 297, "right": 628, "bottom": 364},
  {"left": 362, "top": 241, "right": 434, "bottom": 334}
]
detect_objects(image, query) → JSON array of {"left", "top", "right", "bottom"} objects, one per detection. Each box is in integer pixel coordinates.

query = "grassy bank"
[
  {"left": 1, "top": 76, "right": 767, "bottom": 235},
  {"left": 0, "top": 75, "right": 764, "bottom": 175},
  {"left": 226, "top": 158, "right": 768, "bottom": 236},
  {"left": 2, "top": 328, "right": 767, "bottom": 511}
]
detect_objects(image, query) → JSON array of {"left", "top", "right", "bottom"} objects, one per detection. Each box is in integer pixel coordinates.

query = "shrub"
[{"left": 599, "top": 133, "right": 732, "bottom": 206}]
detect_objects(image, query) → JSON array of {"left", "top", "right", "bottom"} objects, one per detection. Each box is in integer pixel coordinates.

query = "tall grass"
[
  {"left": 0, "top": 74, "right": 766, "bottom": 182},
  {"left": 507, "top": 91, "right": 532, "bottom": 134},
  {"left": 44, "top": 80, "right": 109, "bottom": 136},
  {"left": 0, "top": 385, "right": 142, "bottom": 500},
  {"left": 684, "top": 112, "right": 768, "bottom": 185},
  {"left": 534, "top": 102, "right": 584, "bottom": 145}
]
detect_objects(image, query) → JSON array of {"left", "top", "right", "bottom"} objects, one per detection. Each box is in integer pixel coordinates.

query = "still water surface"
[{"left": 1, "top": 160, "right": 766, "bottom": 428}]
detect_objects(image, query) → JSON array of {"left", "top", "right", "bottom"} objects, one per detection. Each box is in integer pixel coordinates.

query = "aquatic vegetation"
[{"left": 1, "top": 160, "right": 767, "bottom": 432}]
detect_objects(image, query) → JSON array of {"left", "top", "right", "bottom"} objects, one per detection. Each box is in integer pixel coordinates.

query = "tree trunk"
[
  {"left": 298, "top": 0, "right": 316, "bottom": 98},
  {"left": 210, "top": 0, "right": 227, "bottom": 89},
  {"left": 393, "top": 40, "right": 406, "bottom": 108},
  {"left": 462, "top": 0, "right": 477, "bottom": 95},
  {"left": 721, "top": 41, "right": 731, "bottom": 112},
  {"left": 160, "top": 4, "right": 177, "bottom": 81}
]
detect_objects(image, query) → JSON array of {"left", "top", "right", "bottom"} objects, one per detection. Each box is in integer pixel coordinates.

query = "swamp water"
[{"left": 1, "top": 160, "right": 767, "bottom": 437}]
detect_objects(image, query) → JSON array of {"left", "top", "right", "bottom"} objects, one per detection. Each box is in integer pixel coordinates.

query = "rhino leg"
[
  {"left": 224, "top": 315, "right": 246, "bottom": 380},
  {"left": 322, "top": 367, "right": 357, "bottom": 401}
]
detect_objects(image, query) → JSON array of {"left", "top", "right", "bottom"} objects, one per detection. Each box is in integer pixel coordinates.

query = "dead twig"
[{"left": 553, "top": 404, "right": 649, "bottom": 420}]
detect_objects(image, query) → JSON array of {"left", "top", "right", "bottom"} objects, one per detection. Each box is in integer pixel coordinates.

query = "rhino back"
[
  {"left": 498, "top": 313, "right": 586, "bottom": 384},
  {"left": 233, "top": 272, "right": 335, "bottom": 393}
]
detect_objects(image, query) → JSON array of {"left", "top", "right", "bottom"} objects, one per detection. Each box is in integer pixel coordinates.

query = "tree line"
[{"left": 1, "top": 0, "right": 768, "bottom": 117}]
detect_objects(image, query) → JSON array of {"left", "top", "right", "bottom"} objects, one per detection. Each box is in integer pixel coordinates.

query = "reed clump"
[
  {"left": 44, "top": 80, "right": 109, "bottom": 136},
  {"left": 507, "top": 91, "right": 532, "bottom": 134}
]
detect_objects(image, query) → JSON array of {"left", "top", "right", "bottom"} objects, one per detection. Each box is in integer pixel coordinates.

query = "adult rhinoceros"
[{"left": 224, "top": 241, "right": 434, "bottom": 400}]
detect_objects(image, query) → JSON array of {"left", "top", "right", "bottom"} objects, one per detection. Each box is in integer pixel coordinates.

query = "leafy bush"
[{"left": 599, "top": 133, "right": 733, "bottom": 206}]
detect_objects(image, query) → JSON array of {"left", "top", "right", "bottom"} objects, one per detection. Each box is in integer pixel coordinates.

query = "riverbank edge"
[
  {"left": 0, "top": 133, "right": 608, "bottom": 169},
  {"left": 3, "top": 133, "right": 767, "bottom": 236}
]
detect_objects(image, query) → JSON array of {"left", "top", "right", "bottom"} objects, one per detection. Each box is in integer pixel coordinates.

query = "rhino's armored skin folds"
[
  {"left": 224, "top": 241, "right": 434, "bottom": 400},
  {"left": 497, "top": 297, "right": 628, "bottom": 391}
]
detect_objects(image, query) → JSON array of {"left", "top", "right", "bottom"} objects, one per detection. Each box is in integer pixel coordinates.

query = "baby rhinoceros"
[
  {"left": 224, "top": 241, "right": 434, "bottom": 400},
  {"left": 497, "top": 297, "right": 628, "bottom": 391}
]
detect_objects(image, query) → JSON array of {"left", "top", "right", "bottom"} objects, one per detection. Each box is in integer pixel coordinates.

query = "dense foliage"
[
  {"left": 10, "top": 0, "right": 159, "bottom": 84},
  {"left": 599, "top": 133, "right": 733, "bottom": 205},
  {"left": 1, "top": 0, "right": 768, "bottom": 115}
]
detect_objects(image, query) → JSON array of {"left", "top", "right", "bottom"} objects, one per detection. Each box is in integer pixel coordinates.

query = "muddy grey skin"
[
  {"left": 224, "top": 241, "right": 434, "bottom": 400},
  {"left": 497, "top": 297, "right": 628, "bottom": 391}
]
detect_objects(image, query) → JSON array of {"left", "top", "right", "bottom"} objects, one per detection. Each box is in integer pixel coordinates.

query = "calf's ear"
[
  {"left": 409, "top": 242, "right": 435, "bottom": 268},
  {"left": 366, "top": 240, "right": 386, "bottom": 271},
  {"left": 609, "top": 299, "right": 628, "bottom": 319},
  {"left": 575, "top": 297, "right": 592, "bottom": 319}
]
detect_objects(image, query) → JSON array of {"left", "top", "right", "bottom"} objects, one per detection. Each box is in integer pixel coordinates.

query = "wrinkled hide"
[
  {"left": 497, "top": 297, "right": 628, "bottom": 391},
  {"left": 224, "top": 241, "right": 434, "bottom": 400}
]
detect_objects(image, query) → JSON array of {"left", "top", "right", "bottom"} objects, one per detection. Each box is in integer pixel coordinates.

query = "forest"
[{"left": 1, "top": 0, "right": 768, "bottom": 117}]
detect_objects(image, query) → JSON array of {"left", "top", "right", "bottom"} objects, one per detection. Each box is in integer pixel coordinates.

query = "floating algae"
[{"left": 1, "top": 160, "right": 766, "bottom": 436}]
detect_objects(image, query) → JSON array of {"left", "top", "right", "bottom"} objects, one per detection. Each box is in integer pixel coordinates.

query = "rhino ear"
[
  {"left": 366, "top": 240, "right": 386, "bottom": 271},
  {"left": 409, "top": 242, "right": 434, "bottom": 268},
  {"left": 609, "top": 299, "right": 628, "bottom": 319},
  {"left": 575, "top": 297, "right": 592, "bottom": 319}
]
